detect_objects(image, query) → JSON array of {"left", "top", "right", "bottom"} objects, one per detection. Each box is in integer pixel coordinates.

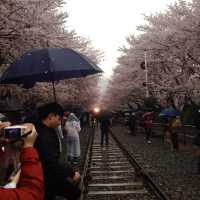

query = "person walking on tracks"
[
  {"left": 127, "top": 112, "right": 136, "bottom": 136},
  {"left": 144, "top": 115, "right": 153, "bottom": 143},
  {"left": 99, "top": 112, "right": 111, "bottom": 146},
  {"left": 170, "top": 116, "right": 182, "bottom": 152}
]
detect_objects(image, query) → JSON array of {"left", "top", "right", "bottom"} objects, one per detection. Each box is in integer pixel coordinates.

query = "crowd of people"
[
  {"left": 0, "top": 102, "right": 87, "bottom": 200},
  {"left": 0, "top": 102, "right": 114, "bottom": 200},
  {"left": 125, "top": 111, "right": 182, "bottom": 149},
  {"left": 1, "top": 101, "right": 200, "bottom": 200},
  {"left": 125, "top": 109, "right": 200, "bottom": 174}
]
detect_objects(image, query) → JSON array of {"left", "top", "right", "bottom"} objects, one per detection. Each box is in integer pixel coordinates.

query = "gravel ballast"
[{"left": 109, "top": 125, "right": 200, "bottom": 200}]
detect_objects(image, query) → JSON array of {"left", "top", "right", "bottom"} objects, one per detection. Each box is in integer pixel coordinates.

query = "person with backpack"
[{"left": 170, "top": 116, "right": 182, "bottom": 152}]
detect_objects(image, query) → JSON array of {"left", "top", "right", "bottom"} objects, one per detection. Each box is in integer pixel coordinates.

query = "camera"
[{"left": 4, "top": 125, "right": 27, "bottom": 139}]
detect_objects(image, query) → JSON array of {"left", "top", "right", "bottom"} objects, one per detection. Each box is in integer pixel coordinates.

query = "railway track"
[{"left": 80, "top": 128, "right": 170, "bottom": 200}]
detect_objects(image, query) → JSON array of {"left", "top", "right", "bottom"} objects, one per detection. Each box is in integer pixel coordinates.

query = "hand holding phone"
[
  {"left": 4, "top": 125, "right": 27, "bottom": 139},
  {"left": 22, "top": 123, "right": 38, "bottom": 148}
]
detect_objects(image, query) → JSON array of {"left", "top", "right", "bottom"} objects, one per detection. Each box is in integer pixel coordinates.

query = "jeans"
[
  {"left": 145, "top": 128, "right": 152, "bottom": 141},
  {"left": 101, "top": 130, "right": 109, "bottom": 145}
]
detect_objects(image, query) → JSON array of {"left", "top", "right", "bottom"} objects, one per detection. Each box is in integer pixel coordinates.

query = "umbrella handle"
[{"left": 52, "top": 80, "right": 57, "bottom": 102}]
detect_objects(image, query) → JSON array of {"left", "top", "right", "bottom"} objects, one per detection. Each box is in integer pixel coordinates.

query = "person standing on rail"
[{"left": 99, "top": 111, "right": 112, "bottom": 146}]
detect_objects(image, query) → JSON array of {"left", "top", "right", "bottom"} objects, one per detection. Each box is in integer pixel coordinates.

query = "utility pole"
[{"left": 144, "top": 50, "right": 149, "bottom": 98}]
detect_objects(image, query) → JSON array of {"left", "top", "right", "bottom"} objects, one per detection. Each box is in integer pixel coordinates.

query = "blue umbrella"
[
  {"left": 159, "top": 106, "right": 180, "bottom": 117},
  {"left": 0, "top": 48, "right": 103, "bottom": 101}
]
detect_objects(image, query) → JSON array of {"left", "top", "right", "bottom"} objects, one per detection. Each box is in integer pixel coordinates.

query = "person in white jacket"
[{"left": 64, "top": 113, "right": 81, "bottom": 163}]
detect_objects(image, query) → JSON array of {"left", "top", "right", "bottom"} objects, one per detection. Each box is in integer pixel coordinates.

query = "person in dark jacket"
[
  {"left": 34, "top": 102, "right": 81, "bottom": 200},
  {"left": 99, "top": 113, "right": 111, "bottom": 145},
  {"left": 0, "top": 122, "right": 44, "bottom": 200},
  {"left": 127, "top": 113, "right": 136, "bottom": 135},
  {"left": 194, "top": 109, "right": 200, "bottom": 174}
]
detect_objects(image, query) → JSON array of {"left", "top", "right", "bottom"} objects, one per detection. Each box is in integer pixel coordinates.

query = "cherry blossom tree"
[
  {"left": 0, "top": 0, "right": 103, "bottom": 109},
  {"left": 105, "top": 0, "right": 200, "bottom": 110}
]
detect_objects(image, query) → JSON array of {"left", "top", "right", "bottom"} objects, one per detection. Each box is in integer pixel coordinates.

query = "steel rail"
[
  {"left": 79, "top": 127, "right": 95, "bottom": 200},
  {"left": 110, "top": 130, "right": 171, "bottom": 200}
]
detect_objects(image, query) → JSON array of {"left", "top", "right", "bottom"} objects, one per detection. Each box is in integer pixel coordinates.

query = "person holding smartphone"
[{"left": 0, "top": 122, "right": 44, "bottom": 200}]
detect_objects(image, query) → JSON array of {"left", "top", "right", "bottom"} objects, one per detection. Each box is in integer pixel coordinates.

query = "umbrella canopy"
[
  {"left": 159, "top": 106, "right": 180, "bottom": 117},
  {"left": 0, "top": 48, "right": 103, "bottom": 100}
]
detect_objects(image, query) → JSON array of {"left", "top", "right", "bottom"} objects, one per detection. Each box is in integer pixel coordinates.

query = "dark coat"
[
  {"left": 34, "top": 122, "right": 74, "bottom": 183},
  {"left": 99, "top": 117, "right": 111, "bottom": 132},
  {"left": 127, "top": 115, "right": 136, "bottom": 128}
]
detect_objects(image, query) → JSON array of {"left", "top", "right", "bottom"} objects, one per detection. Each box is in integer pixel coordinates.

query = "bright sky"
[{"left": 65, "top": 0, "right": 176, "bottom": 77}]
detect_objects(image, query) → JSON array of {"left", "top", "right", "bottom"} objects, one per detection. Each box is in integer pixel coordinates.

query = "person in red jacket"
[
  {"left": 0, "top": 122, "right": 44, "bottom": 200},
  {"left": 144, "top": 115, "right": 153, "bottom": 143}
]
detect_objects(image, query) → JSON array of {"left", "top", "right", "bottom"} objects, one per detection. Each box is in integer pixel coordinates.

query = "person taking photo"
[{"left": 0, "top": 122, "right": 44, "bottom": 200}]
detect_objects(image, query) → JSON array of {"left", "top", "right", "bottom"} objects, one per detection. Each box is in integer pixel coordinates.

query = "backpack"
[{"left": 171, "top": 118, "right": 182, "bottom": 128}]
